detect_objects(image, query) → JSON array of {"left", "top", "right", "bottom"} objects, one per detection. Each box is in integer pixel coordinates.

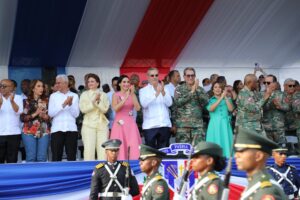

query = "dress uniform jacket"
[
  {"left": 141, "top": 170, "right": 169, "bottom": 200},
  {"left": 240, "top": 169, "right": 288, "bottom": 200},
  {"left": 90, "top": 161, "right": 139, "bottom": 200},
  {"left": 267, "top": 164, "right": 300, "bottom": 199},
  {"left": 188, "top": 171, "right": 224, "bottom": 200}
]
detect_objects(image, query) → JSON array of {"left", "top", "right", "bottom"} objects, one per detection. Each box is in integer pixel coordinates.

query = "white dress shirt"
[
  {"left": 139, "top": 84, "right": 172, "bottom": 129},
  {"left": 48, "top": 91, "right": 79, "bottom": 133},
  {"left": 164, "top": 83, "right": 176, "bottom": 98},
  {"left": 0, "top": 95, "right": 23, "bottom": 135}
]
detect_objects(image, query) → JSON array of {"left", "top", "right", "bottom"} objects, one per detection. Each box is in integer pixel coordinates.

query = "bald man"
[
  {"left": 0, "top": 79, "right": 23, "bottom": 163},
  {"left": 236, "top": 74, "right": 273, "bottom": 135}
]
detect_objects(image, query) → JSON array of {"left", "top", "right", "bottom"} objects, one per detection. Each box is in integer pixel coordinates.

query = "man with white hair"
[{"left": 48, "top": 74, "right": 79, "bottom": 161}]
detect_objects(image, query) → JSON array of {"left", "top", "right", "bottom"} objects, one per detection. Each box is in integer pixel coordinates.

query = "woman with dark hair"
[
  {"left": 21, "top": 80, "right": 51, "bottom": 162},
  {"left": 79, "top": 73, "right": 110, "bottom": 160},
  {"left": 233, "top": 80, "right": 244, "bottom": 95},
  {"left": 189, "top": 142, "right": 226, "bottom": 200},
  {"left": 110, "top": 75, "right": 141, "bottom": 160},
  {"left": 206, "top": 82, "right": 234, "bottom": 158}
]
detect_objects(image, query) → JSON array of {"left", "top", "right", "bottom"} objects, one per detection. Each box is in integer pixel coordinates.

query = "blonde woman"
[{"left": 79, "top": 73, "right": 109, "bottom": 160}]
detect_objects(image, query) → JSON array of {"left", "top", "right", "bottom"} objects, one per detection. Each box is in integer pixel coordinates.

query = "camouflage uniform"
[
  {"left": 262, "top": 90, "right": 289, "bottom": 143},
  {"left": 291, "top": 91, "right": 300, "bottom": 149},
  {"left": 173, "top": 83, "right": 209, "bottom": 144},
  {"left": 284, "top": 92, "right": 297, "bottom": 133},
  {"left": 236, "top": 86, "right": 267, "bottom": 135}
]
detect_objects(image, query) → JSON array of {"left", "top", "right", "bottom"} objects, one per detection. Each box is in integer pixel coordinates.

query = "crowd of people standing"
[{"left": 0, "top": 66, "right": 299, "bottom": 163}]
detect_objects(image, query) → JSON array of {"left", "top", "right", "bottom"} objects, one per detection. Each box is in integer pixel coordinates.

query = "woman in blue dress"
[{"left": 206, "top": 82, "right": 234, "bottom": 158}]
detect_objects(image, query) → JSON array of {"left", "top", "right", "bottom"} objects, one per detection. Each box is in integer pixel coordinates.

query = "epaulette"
[
  {"left": 260, "top": 181, "right": 272, "bottom": 188},
  {"left": 289, "top": 165, "right": 296, "bottom": 169},
  {"left": 96, "top": 163, "right": 104, "bottom": 169},
  {"left": 208, "top": 173, "right": 218, "bottom": 180},
  {"left": 121, "top": 161, "right": 129, "bottom": 167}
]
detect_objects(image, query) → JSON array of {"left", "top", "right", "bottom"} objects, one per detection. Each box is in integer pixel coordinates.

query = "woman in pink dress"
[{"left": 110, "top": 75, "right": 142, "bottom": 160}]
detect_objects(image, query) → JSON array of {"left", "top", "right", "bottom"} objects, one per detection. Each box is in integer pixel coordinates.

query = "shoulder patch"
[
  {"left": 207, "top": 183, "right": 218, "bottom": 195},
  {"left": 96, "top": 163, "right": 104, "bottom": 169},
  {"left": 260, "top": 181, "right": 272, "bottom": 188},
  {"left": 208, "top": 173, "right": 218, "bottom": 180},
  {"left": 121, "top": 162, "right": 129, "bottom": 167},
  {"left": 261, "top": 194, "right": 275, "bottom": 200},
  {"left": 155, "top": 185, "right": 164, "bottom": 194}
]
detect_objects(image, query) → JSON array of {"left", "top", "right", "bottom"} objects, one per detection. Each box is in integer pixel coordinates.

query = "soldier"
[
  {"left": 89, "top": 139, "right": 139, "bottom": 200},
  {"left": 236, "top": 74, "right": 273, "bottom": 135},
  {"left": 267, "top": 146, "right": 300, "bottom": 199},
  {"left": 234, "top": 128, "right": 287, "bottom": 200},
  {"left": 173, "top": 67, "right": 209, "bottom": 144},
  {"left": 139, "top": 144, "right": 169, "bottom": 200},
  {"left": 188, "top": 142, "right": 226, "bottom": 200},
  {"left": 262, "top": 75, "right": 289, "bottom": 144},
  {"left": 292, "top": 89, "right": 300, "bottom": 152}
]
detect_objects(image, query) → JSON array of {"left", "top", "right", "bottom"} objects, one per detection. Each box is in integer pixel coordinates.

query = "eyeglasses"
[
  {"left": 185, "top": 74, "right": 195, "bottom": 78},
  {"left": 278, "top": 152, "right": 287, "bottom": 156},
  {"left": 263, "top": 81, "right": 272, "bottom": 85},
  {"left": 149, "top": 74, "right": 159, "bottom": 77},
  {"left": 288, "top": 85, "right": 296, "bottom": 88},
  {"left": 0, "top": 85, "right": 8, "bottom": 89}
]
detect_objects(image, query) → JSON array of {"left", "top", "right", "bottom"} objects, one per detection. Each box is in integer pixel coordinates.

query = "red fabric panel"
[
  {"left": 229, "top": 183, "right": 244, "bottom": 200},
  {"left": 120, "top": 0, "right": 214, "bottom": 76}
]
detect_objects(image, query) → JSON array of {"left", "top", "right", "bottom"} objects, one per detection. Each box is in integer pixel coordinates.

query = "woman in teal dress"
[{"left": 206, "top": 82, "right": 234, "bottom": 158}]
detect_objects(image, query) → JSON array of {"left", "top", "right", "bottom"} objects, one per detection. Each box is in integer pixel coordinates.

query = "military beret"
[
  {"left": 139, "top": 144, "right": 166, "bottom": 160},
  {"left": 234, "top": 128, "right": 278, "bottom": 155},
  {"left": 191, "top": 142, "right": 223, "bottom": 158},
  {"left": 101, "top": 139, "right": 122, "bottom": 150}
]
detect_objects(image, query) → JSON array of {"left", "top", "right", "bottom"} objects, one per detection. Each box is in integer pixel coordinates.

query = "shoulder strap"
[{"left": 141, "top": 175, "right": 164, "bottom": 195}]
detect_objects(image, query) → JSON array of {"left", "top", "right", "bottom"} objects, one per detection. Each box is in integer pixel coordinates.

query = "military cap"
[
  {"left": 272, "top": 143, "right": 288, "bottom": 152},
  {"left": 139, "top": 144, "right": 166, "bottom": 160},
  {"left": 234, "top": 128, "right": 278, "bottom": 155},
  {"left": 101, "top": 139, "right": 122, "bottom": 150},
  {"left": 191, "top": 141, "right": 223, "bottom": 158}
]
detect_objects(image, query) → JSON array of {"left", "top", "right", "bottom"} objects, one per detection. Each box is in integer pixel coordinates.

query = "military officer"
[
  {"left": 236, "top": 74, "right": 273, "bottom": 135},
  {"left": 89, "top": 139, "right": 139, "bottom": 200},
  {"left": 188, "top": 142, "right": 226, "bottom": 200},
  {"left": 267, "top": 146, "right": 300, "bottom": 199},
  {"left": 234, "top": 128, "right": 287, "bottom": 200},
  {"left": 139, "top": 144, "right": 169, "bottom": 200}
]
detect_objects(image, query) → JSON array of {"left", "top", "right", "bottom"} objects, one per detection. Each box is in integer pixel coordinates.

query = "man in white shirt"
[
  {"left": 139, "top": 68, "right": 172, "bottom": 149},
  {"left": 48, "top": 74, "right": 79, "bottom": 161},
  {"left": 0, "top": 79, "right": 23, "bottom": 163},
  {"left": 164, "top": 70, "right": 181, "bottom": 98}
]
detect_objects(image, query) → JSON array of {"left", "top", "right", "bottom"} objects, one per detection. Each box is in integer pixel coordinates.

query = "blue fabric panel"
[
  {"left": 0, "top": 159, "right": 299, "bottom": 199},
  {"left": 9, "top": 0, "right": 87, "bottom": 67}
]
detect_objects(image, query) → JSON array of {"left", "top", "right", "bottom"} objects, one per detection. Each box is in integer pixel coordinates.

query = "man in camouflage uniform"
[
  {"left": 173, "top": 67, "right": 209, "bottom": 144},
  {"left": 262, "top": 75, "right": 289, "bottom": 144},
  {"left": 292, "top": 88, "right": 300, "bottom": 151},
  {"left": 139, "top": 144, "right": 169, "bottom": 200},
  {"left": 236, "top": 74, "right": 273, "bottom": 135},
  {"left": 234, "top": 128, "right": 287, "bottom": 200}
]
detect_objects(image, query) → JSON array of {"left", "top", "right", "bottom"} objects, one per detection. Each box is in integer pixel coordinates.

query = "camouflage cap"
[
  {"left": 101, "top": 139, "right": 122, "bottom": 150},
  {"left": 191, "top": 141, "right": 223, "bottom": 158},
  {"left": 139, "top": 144, "right": 166, "bottom": 161},
  {"left": 234, "top": 128, "right": 278, "bottom": 155}
]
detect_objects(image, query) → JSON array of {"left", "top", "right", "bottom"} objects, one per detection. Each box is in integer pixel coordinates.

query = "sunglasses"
[
  {"left": 263, "top": 81, "right": 272, "bottom": 85},
  {"left": 278, "top": 152, "right": 287, "bottom": 156},
  {"left": 288, "top": 85, "right": 296, "bottom": 88},
  {"left": 0, "top": 85, "right": 8, "bottom": 89},
  {"left": 185, "top": 74, "right": 195, "bottom": 78},
  {"left": 149, "top": 74, "right": 159, "bottom": 77}
]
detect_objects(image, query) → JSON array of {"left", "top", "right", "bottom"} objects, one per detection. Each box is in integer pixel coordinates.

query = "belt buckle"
[{"left": 112, "top": 192, "right": 118, "bottom": 197}]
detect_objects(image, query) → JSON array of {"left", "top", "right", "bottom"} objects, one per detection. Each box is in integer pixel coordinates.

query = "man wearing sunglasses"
[
  {"left": 89, "top": 139, "right": 139, "bottom": 200},
  {"left": 267, "top": 147, "right": 300, "bottom": 199},
  {"left": 0, "top": 79, "right": 23, "bottom": 163},
  {"left": 139, "top": 68, "right": 172, "bottom": 149},
  {"left": 283, "top": 78, "right": 299, "bottom": 154},
  {"left": 173, "top": 67, "right": 209, "bottom": 145},
  {"left": 262, "top": 75, "right": 289, "bottom": 145}
]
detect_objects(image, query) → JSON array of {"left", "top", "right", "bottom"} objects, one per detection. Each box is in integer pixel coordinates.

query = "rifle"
[
  {"left": 177, "top": 135, "right": 198, "bottom": 197},
  {"left": 121, "top": 146, "right": 132, "bottom": 200},
  {"left": 221, "top": 126, "right": 239, "bottom": 200}
]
